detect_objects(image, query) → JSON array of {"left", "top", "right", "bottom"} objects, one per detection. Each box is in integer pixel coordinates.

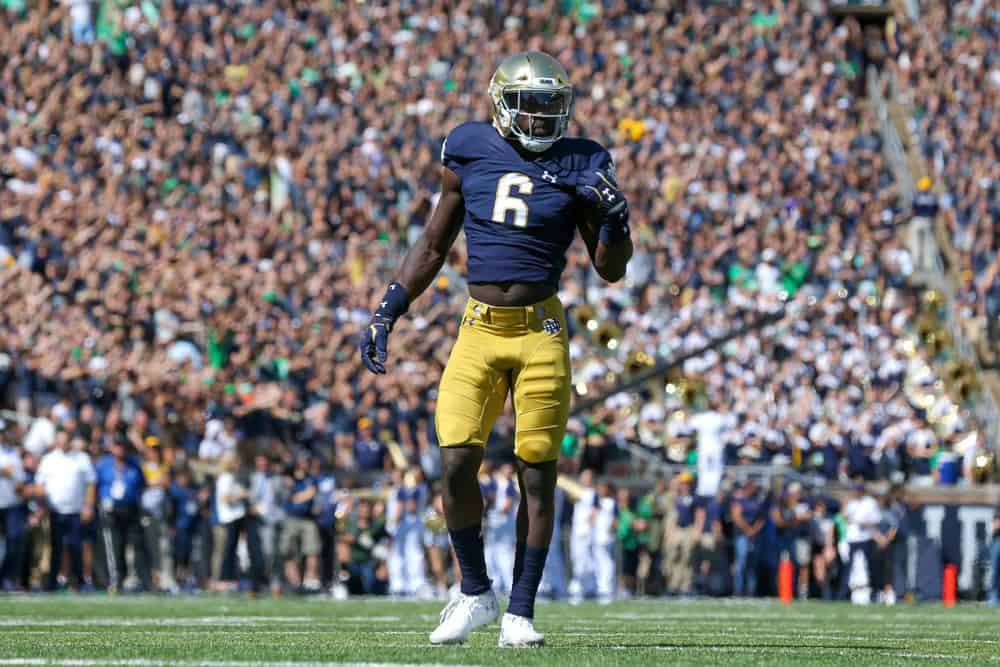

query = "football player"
[{"left": 360, "top": 51, "right": 632, "bottom": 647}]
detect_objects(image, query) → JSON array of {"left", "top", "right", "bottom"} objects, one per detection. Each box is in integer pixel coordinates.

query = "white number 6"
[{"left": 491, "top": 173, "right": 533, "bottom": 228}]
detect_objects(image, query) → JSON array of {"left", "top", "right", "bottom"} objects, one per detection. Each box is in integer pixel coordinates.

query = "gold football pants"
[{"left": 435, "top": 294, "right": 571, "bottom": 463}]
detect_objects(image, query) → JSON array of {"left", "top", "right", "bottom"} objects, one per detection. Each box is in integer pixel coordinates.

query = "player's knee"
[{"left": 514, "top": 437, "right": 558, "bottom": 467}]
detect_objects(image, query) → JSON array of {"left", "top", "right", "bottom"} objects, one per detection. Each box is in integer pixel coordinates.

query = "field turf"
[{"left": 1, "top": 596, "right": 998, "bottom": 666}]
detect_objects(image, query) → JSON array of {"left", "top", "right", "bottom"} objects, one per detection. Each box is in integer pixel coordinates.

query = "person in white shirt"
[
  {"left": 0, "top": 422, "right": 26, "bottom": 588},
  {"left": 23, "top": 411, "right": 56, "bottom": 459},
  {"left": 842, "top": 481, "right": 880, "bottom": 604},
  {"left": 593, "top": 480, "right": 618, "bottom": 604},
  {"left": 485, "top": 464, "right": 518, "bottom": 596},
  {"left": 567, "top": 469, "right": 597, "bottom": 602},
  {"left": 35, "top": 428, "right": 96, "bottom": 590},
  {"left": 198, "top": 418, "right": 237, "bottom": 462},
  {"left": 688, "top": 407, "right": 732, "bottom": 499},
  {"left": 215, "top": 452, "right": 265, "bottom": 593}
]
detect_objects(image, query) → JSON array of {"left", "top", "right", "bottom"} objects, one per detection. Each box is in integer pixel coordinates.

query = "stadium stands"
[{"left": 0, "top": 0, "right": 995, "bottom": 600}]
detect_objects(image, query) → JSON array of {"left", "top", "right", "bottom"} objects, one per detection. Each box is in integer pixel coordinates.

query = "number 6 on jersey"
[{"left": 492, "top": 172, "right": 533, "bottom": 228}]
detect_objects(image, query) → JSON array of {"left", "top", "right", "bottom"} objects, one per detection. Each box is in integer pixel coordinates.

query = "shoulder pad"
[
  {"left": 441, "top": 122, "right": 495, "bottom": 170},
  {"left": 546, "top": 137, "right": 616, "bottom": 184}
]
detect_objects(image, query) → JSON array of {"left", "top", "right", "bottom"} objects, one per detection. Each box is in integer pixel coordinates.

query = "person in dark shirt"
[
  {"left": 280, "top": 456, "right": 321, "bottom": 592},
  {"left": 579, "top": 431, "right": 613, "bottom": 476},
  {"left": 988, "top": 506, "right": 1000, "bottom": 607},
  {"left": 353, "top": 418, "right": 387, "bottom": 472},
  {"left": 310, "top": 457, "right": 338, "bottom": 590},
  {"left": 771, "top": 482, "right": 813, "bottom": 599},
  {"left": 731, "top": 477, "right": 764, "bottom": 597},
  {"left": 912, "top": 177, "right": 939, "bottom": 219},
  {"left": 341, "top": 499, "right": 389, "bottom": 595},
  {"left": 662, "top": 472, "right": 703, "bottom": 595},
  {"left": 694, "top": 480, "right": 731, "bottom": 596},
  {"left": 168, "top": 466, "right": 201, "bottom": 591}
]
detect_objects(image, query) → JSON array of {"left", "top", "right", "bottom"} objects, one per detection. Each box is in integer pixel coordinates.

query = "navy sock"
[
  {"left": 450, "top": 524, "right": 491, "bottom": 596},
  {"left": 507, "top": 545, "right": 548, "bottom": 619},
  {"left": 512, "top": 541, "right": 527, "bottom": 586}
]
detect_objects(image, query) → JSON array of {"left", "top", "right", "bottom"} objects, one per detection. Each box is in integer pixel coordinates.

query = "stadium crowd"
[
  {"left": 0, "top": 0, "right": 996, "bottom": 598},
  {"left": 889, "top": 2, "right": 999, "bottom": 345}
]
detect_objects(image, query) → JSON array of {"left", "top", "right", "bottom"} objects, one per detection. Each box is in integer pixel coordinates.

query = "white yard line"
[
  {"left": 0, "top": 662, "right": 465, "bottom": 667},
  {"left": 0, "top": 617, "right": 316, "bottom": 627}
]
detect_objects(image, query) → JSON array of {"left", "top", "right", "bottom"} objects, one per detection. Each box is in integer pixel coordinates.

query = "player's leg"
[
  {"left": 439, "top": 445, "right": 489, "bottom": 591},
  {"left": 501, "top": 301, "right": 570, "bottom": 647},
  {"left": 430, "top": 313, "right": 507, "bottom": 644},
  {"left": 507, "top": 458, "right": 556, "bottom": 612}
]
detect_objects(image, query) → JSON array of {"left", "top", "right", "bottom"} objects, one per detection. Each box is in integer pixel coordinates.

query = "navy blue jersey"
[{"left": 441, "top": 121, "right": 614, "bottom": 287}]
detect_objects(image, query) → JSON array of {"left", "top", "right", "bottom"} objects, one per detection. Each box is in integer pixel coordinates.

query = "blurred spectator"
[
  {"left": 872, "top": 494, "right": 899, "bottom": 605},
  {"left": 731, "top": 478, "right": 765, "bottom": 597},
  {"left": 96, "top": 437, "right": 150, "bottom": 592},
  {"left": 310, "top": 456, "right": 338, "bottom": 591},
  {"left": 215, "top": 452, "right": 265, "bottom": 594},
  {"left": 354, "top": 419, "right": 388, "bottom": 473},
  {"left": 636, "top": 476, "right": 668, "bottom": 596},
  {"left": 594, "top": 479, "right": 617, "bottom": 603},
  {"left": 771, "top": 481, "right": 812, "bottom": 600},
  {"left": 615, "top": 487, "right": 642, "bottom": 595},
  {"left": 0, "top": 421, "right": 25, "bottom": 590},
  {"left": 989, "top": 508, "right": 1000, "bottom": 607},
  {"left": 250, "top": 454, "right": 283, "bottom": 592},
  {"left": 695, "top": 481, "right": 730, "bottom": 597},
  {"left": 140, "top": 439, "right": 169, "bottom": 590},
  {"left": 485, "top": 463, "right": 516, "bottom": 596},
  {"left": 35, "top": 427, "right": 95, "bottom": 591},
  {"left": 167, "top": 466, "right": 201, "bottom": 592},
  {"left": 662, "top": 472, "right": 703, "bottom": 595},
  {"left": 280, "top": 456, "right": 321, "bottom": 592},
  {"left": 387, "top": 466, "right": 429, "bottom": 597},
  {"left": 568, "top": 468, "right": 597, "bottom": 602},
  {"left": 843, "top": 481, "right": 881, "bottom": 604},
  {"left": 340, "top": 498, "right": 388, "bottom": 596}
]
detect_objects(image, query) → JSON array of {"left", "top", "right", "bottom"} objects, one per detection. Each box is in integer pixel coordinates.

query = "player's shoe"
[
  {"left": 497, "top": 613, "right": 545, "bottom": 648},
  {"left": 428, "top": 589, "right": 499, "bottom": 645}
]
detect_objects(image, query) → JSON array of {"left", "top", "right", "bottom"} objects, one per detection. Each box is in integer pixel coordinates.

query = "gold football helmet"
[{"left": 489, "top": 51, "right": 573, "bottom": 153}]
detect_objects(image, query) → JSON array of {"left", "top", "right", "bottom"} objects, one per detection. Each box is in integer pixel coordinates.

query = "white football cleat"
[
  {"left": 497, "top": 612, "right": 545, "bottom": 648},
  {"left": 429, "top": 589, "right": 499, "bottom": 645}
]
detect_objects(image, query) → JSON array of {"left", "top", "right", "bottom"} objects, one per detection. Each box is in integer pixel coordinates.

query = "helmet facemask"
[{"left": 491, "top": 85, "right": 573, "bottom": 153}]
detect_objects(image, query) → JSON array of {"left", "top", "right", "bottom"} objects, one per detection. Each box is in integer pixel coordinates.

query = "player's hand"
[
  {"left": 359, "top": 282, "right": 409, "bottom": 374},
  {"left": 576, "top": 169, "right": 628, "bottom": 223},
  {"left": 360, "top": 316, "right": 391, "bottom": 374}
]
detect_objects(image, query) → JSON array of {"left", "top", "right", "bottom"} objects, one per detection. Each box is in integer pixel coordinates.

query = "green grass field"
[{"left": 1, "top": 596, "right": 999, "bottom": 666}]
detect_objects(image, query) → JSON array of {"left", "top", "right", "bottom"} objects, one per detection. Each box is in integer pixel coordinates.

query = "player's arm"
[
  {"left": 360, "top": 166, "right": 465, "bottom": 374},
  {"left": 576, "top": 206, "right": 633, "bottom": 283},
  {"left": 575, "top": 152, "right": 632, "bottom": 283}
]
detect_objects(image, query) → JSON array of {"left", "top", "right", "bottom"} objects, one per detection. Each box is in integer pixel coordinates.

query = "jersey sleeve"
[{"left": 440, "top": 122, "right": 481, "bottom": 177}]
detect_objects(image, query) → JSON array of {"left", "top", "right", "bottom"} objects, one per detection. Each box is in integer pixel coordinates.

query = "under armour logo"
[
  {"left": 602, "top": 187, "right": 615, "bottom": 200},
  {"left": 380, "top": 301, "right": 388, "bottom": 308},
  {"left": 541, "top": 171, "right": 558, "bottom": 184}
]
